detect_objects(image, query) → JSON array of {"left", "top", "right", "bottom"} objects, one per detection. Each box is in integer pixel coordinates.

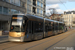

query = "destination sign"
[{"left": 12, "top": 17, "right": 22, "bottom": 20}]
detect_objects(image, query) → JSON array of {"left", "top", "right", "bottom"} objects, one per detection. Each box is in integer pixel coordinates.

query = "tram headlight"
[
  {"left": 17, "top": 33, "right": 21, "bottom": 37},
  {"left": 16, "top": 32, "right": 25, "bottom": 37}
]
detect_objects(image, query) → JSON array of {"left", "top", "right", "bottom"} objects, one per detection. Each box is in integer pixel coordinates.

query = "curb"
[
  {"left": 0, "top": 40, "right": 9, "bottom": 44},
  {"left": 0, "top": 35, "right": 8, "bottom": 37}
]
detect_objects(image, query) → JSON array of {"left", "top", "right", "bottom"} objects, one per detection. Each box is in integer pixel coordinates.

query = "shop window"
[
  {"left": 11, "top": 9, "right": 19, "bottom": 14},
  {"left": 3, "top": 7, "right": 8, "bottom": 14},
  {"left": 0, "top": 6, "right": 2, "bottom": 14},
  {"left": 10, "top": 0, "right": 20, "bottom": 6}
]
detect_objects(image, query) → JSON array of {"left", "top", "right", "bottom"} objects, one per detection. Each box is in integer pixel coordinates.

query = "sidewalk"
[
  {"left": 0, "top": 35, "right": 8, "bottom": 43},
  {"left": 0, "top": 35, "right": 8, "bottom": 37}
]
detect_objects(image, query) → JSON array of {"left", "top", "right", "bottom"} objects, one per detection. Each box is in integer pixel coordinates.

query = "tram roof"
[
  {"left": 13, "top": 13, "right": 25, "bottom": 15},
  {"left": 54, "top": 21, "right": 59, "bottom": 23},
  {"left": 12, "top": 14, "right": 44, "bottom": 19},
  {"left": 45, "top": 18, "right": 54, "bottom": 22},
  {"left": 26, "top": 14, "right": 43, "bottom": 19},
  {"left": 59, "top": 22, "right": 64, "bottom": 24},
  {"left": 26, "top": 14, "right": 44, "bottom": 22},
  {"left": 12, "top": 14, "right": 64, "bottom": 24}
]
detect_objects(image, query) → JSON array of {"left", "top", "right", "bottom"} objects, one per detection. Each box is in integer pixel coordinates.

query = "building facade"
[
  {"left": 63, "top": 11, "right": 75, "bottom": 27},
  {"left": 0, "top": 0, "right": 46, "bottom": 31},
  {"left": 26, "top": 0, "right": 46, "bottom": 17},
  {"left": 50, "top": 14, "right": 63, "bottom": 22}
]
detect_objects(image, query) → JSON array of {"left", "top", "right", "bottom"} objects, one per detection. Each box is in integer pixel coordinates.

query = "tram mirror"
[{"left": 11, "top": 27, "right": 13, "bottom": 29}]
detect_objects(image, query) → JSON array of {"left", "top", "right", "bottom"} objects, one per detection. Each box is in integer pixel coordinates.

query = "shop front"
[{"left": 0, "top": 21, "right": 9, "bottom": 35}]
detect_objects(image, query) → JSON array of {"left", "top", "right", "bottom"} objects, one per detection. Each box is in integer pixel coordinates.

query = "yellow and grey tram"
[{"left": 9, "top": 14, "right": 66, "bottom": 42}]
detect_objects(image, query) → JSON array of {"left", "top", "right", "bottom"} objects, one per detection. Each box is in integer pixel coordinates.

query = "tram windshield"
[{"left": 10, "top": 15, "right": 25, "bottom": 32}]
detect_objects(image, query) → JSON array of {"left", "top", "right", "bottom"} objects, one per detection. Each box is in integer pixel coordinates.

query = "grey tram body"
[{"left": 9, "top": 14, "right": 66, "bottom": 42}]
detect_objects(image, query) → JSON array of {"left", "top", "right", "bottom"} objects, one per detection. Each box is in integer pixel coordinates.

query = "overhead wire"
[{"left": 58, "top": 0, "right": 68, "bottom": 9}]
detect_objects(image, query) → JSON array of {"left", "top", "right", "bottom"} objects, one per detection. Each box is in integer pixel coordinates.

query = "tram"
[{"left": 9, "top": 14, "right": 65, "bottom": 42}]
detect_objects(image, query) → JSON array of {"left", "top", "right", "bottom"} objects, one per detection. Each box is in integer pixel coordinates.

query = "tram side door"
[
  {"left": 28, "top": 21, "right": 35, "bottom": 40},
  {"left": 27, "top": 20, "right": 33, "bottom": 40}
]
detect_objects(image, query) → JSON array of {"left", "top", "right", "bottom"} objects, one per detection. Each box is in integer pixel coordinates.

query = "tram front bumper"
[{"left": 9, "top": 36, "right": 24, "bottom": 42}]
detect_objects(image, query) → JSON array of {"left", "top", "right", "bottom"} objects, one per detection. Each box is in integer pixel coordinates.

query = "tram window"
[
  {"left": 34, "top": 21, "right": 43, "bottom": 33},
  {"left": 51, "top": 25, "right": 53, "bottom": 30},
  {"left": 26, "top": 23, "right": 28, "bottom": 34},
  {"left": 61, "top": 25, "right": 63, "bottom": 30},
  {"left": 10, "top": 26, "right": 21, "bottom": 32},
  {"left": 48, "top": 26, "right": 52, "bottom": 31},
  {"left": 47, "top": 22, "right": 52, "bottom": 31},
  {"left": 22, "top": 23, "right": 25, "bottom": 31},
  {"left": 22, "top": 17, "right": 28, "bottom": 32},
  {"left": 60, "top": 26, "right": 62, "bottom": 30},
  {"left": 58, "top": 23, "right": 59, "bottom": 30},
  {"left": 59, "top": 25, "right": 61, "bottom": 30},
  {"left": 28, "top": 21, "right": 32, "bottom": 33},
  {"left": 25, "top": 20, "right": 32, "bottom": 34},
  {"left": 45, "top": 23, "right": 48, "bottom": 32},
  {"left": 10, "top": 15, "right": 28, "bottom": 32},
  {"left": 57, "top": 25, "right": 59, "bottom": 30},
  {"left": 55, "top": 23, "right": 58, "bottom": 30},
  {"left": 59, "top": 24, "right": 63, "bottom": 30},
  {"left": 52, "top": 23, "right": 55, "bottom": 31}
]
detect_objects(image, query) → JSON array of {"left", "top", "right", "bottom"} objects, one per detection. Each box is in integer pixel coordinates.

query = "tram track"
[
  {"left": 3, "top": 42, "right": 27, "bottom": 50},
  {"left": 0, "top": 39, "right": 35, "bottom": 50},
  {"left": 0, "top": 42, "right": 28, "bottom": 50}
]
